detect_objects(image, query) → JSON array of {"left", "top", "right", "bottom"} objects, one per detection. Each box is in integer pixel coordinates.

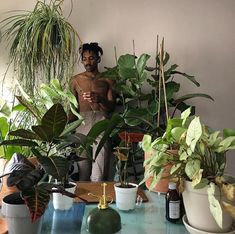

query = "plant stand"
[{"left": 1, "top": 193, "right": 42, "bottom": 234}]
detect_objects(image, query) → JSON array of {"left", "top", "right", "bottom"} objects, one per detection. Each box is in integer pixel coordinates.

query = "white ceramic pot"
[
  {"left": 182, "top": 181, "right": 233, "bottom": 233},
  {"left": 1, "top": 192, "right": 42, "bottom": 234},
  {"left": 52, "top": 182, "right": 76, "bottom": 210},
  {"left": 114, "top": 182, "right": 138, "bottom": 211}
]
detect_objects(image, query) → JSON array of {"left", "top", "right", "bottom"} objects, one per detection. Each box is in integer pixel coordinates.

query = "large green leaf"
[
  {"left": 87, "top": 119, "right": 110, "bottom": 140},
  {"left": 36, "top": 155, "right": 69, "bottom": 180},
  {"left": 15, "top": 95, "right": 41, "bottom": 121},
  {"left": 118, "top": 54, "right": 135, "bottom": 68},
  {"left": 32, "top": 125, "right": 54, "bottom": 142},
  {"left": 174, "top": 93, "right": 214, "bottom": 104},
  {"left": 119, "top": 67, "right": 137, "bottom": 79},
  {"left": 142, "top": 135, "right": 152, "bottom": 152},
  {"left": 186, "top": 117, "right": 202, "bottom": 151},
  {"left": 171, "top": 71, "right": 200, "bottom": 86},
  {"left": 124, "top": 108, "right": 153, "bottom": 127},
  {"left": 9, "top": 129, "right": 40, "bottom": 140},
  {"left": 60, "top": 118, "right": 84, "bottom": 137},
  {"left": 94, "top": 114, "right": 123, "bottom": 159},
  {"left": 0, "top": 98, "right": 11, "bottom": 117},
  {"left": 22, "top": 184, "right": 51, "bottom": 222},
  {"left": 136, "top": 53, "right": 150, "bottom": 77},
  {"left": 40, "top": 84, "right": 61, "bottom": 100},
  {"left": 0, "top": 117, "right": 8, "bottom": 138},
  {"left": 41, "top": 103, "right": 67, "bottom": 138},
  {"left": 207, "top": 183, "right": 223, "bottom": 228},
  {"left": 165, "top": 81, "right": 180, "bottom": 100},
  {"left": 223, "top": 128, "right": 235, "bottom": 137},
  {"left": 0, "top": 139, "right": 38, "bottom": 147},
  {"left": 185, "top": 159, "right": 201, "bottom": 179},
  {"left": 147, "top": 100, "right": 158, "bottom": 115},
  {"left": 101, "top": 66, "right": 119, "bottom": 79}
]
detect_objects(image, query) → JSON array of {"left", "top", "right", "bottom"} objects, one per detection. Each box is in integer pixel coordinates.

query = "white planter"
[
  {"left": 52, "top": 182, "right": 76, "bottom": 210},
  {"left": 114, "top": 183, "right": 138, "bottom": 211},
  {"left": 182, "top": 181, "right": 233, "bottom": 233},
  {"left": 1, "top": 193, "right": 42, "bottom": 234}
]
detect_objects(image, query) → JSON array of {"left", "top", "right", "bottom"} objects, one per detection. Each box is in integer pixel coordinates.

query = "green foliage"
[
  {"left": 0, "top": 96, "right": 32, "bottom": 160},
  {"left": 0, "top": 0, "right": 81, "bottom": 94},
  {"left": 0, "top": 103, "right": 86, "bottom": 222},
  {"left": 141, "top": 108, "right": 235, "bottom": 228},
  {"left": 102, "top": 51, "right": 213, "bottom": 138}
]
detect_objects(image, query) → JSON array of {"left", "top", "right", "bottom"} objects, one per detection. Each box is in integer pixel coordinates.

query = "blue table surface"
[{"left": 41, "top": 191, "right": 189, "bottom": 234}]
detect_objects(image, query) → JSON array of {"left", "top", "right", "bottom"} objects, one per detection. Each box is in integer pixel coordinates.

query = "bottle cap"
[{"left": 168, "top": 182, "right": 177, "bottom": 190}]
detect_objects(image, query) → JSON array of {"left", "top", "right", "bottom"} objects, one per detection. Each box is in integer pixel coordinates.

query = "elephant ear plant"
[
  {"left": 141, "top": 107, "right": 235, "bottom": 228},
  {"left": 0, "top": 103, "right": 87, "bottom": 222}
]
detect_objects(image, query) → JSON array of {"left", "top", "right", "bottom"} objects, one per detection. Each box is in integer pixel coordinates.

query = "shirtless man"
[{"left": 70, "top": 42, "right": 115, "bottom": 181}]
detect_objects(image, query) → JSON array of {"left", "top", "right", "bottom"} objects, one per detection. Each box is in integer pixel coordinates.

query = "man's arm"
[
  {"left": 82, "top": 79, "right": 115, "bottom": 113},
  {"left": 99, "top": 79, "right": 115, "bottom": 113}
]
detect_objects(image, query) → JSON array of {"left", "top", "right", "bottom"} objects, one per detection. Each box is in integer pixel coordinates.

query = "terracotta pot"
[
  {"left": 118, "top": 132, "right": 144, "bottom": 143},
  {"left": 144, "top": 149, "right": 177, "bottom": 193}
]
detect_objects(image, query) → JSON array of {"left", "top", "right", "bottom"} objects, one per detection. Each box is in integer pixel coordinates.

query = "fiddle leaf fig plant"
[
  {"left": 141, "top": 107, "right": 235, "bottom": 228},
  {"left": 102, "top": 46, "right": 213, "bottom": 137}
]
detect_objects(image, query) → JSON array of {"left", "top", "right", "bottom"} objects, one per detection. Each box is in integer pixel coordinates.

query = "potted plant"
[
  {"left": 100, "top": 39, "right": 213, "bottom": 192},
  {"left": 0, "top": 95, "right": 35, "bottom": 203},
  {"left": 141, "top": 107, "right": 235, "bottom": 233},
  {"left": 113, "top": 141, "right": 138, "bottom": 211},
  {"left": 0, "top": 103, "right": 87, "bottom": 234},
  {"left": 102, "top": 39, "right": 213, "bottom": 137},
  {"left": 0, "top": 0, "right": 82, "bottom": 95}
]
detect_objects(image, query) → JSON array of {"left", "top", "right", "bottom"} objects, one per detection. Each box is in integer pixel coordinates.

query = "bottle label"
[{"left": 169, "top": 201, "right": 180, "bottom": 219}]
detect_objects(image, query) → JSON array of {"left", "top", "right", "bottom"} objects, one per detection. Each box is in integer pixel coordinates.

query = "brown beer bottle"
[{"left": 165, "top": 182, "right": 181, "bottom": 223}]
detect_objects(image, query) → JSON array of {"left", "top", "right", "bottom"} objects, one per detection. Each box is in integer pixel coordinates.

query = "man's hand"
[{"left": 82, "top": 92, "right": 101, "bottom": 103}]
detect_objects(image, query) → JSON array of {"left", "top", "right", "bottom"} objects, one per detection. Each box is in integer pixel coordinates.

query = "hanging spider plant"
[{"left": 1, "top": 0, "right": 82, "bottom": 95}]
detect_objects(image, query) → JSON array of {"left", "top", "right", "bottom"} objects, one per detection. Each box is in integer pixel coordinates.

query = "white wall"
[{"left": 1, "top": 0, "right": 235, "bottom": 174}]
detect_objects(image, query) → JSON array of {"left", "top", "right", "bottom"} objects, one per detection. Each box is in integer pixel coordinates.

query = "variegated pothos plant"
[{"left": 141, "top": 107, "right": 235, "bottom": 228}]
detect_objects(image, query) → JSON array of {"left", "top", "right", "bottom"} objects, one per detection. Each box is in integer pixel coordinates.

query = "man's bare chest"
[{"left": 79, "top": 79, "right": 109, "bottom": 93}]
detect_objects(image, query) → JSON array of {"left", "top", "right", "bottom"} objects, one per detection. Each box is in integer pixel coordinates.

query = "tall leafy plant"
[
  {"left": 0, "top": 103, "right": 86, "bottom": 221},
  {"left": 102, "top": 43, "right": 213, "bottom": 137},
  {"left": 0, "top": 0, "right": 82, "bottom": 94}
]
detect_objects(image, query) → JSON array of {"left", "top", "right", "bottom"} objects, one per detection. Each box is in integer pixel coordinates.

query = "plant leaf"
[
  {"left": 186, "top": 117, "right": 202, "bottom": 152},
  {"left": 207, "top": 183, "right": 223, "bottom": 229},
  {"left": 22, "top": 184, "right": 51, "bottom": 222}
]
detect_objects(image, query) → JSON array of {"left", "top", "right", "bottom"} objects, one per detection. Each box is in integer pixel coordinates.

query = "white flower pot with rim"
[
  {"left": 114, "top": 182, "right": 138, "bottom": 211},
  {"left": 52, "top": 182, "right": 77, "bottom": 210},
  {"left": 1, "top": 192, "right": 42, "bottom": 234},
  {"left": 182, "top": 181, "right": 233, "bottom": 233}
]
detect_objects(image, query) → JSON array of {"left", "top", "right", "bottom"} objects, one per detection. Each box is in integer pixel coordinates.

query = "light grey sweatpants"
[{"left": 76, "top": 111, "right": 112, "bottom": 182}]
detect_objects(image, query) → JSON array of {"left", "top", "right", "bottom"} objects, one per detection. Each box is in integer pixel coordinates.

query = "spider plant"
[{"left": 0, "top": 0, "right": 82, "bottom": 95}]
